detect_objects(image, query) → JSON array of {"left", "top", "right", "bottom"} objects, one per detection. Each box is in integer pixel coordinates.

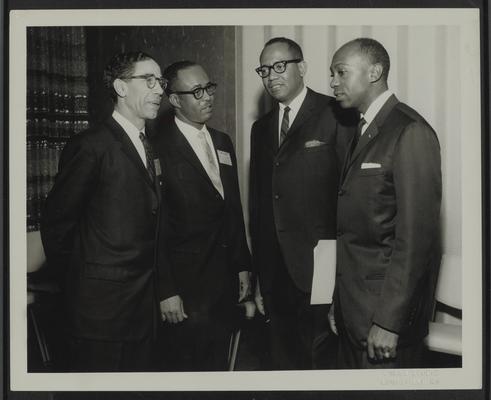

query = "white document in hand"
[{"left": 310, "top": 239, "right": 336, "bottom": 305}]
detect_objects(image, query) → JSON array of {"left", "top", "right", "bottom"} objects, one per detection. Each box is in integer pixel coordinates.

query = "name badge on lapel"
[
  {"left": 217, "top": 150, "right": 232, "bottom": 166},
  {"left": 154, "top": 158, "right": 162, "bottom": 176}
]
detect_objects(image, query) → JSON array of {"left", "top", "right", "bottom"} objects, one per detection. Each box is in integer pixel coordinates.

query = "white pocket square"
[
  {"left": 304, "top": 140, "right": 326, "bottom": 148},
  {"left": 361, "top": 162, "right": 381, "bottom": 169}
]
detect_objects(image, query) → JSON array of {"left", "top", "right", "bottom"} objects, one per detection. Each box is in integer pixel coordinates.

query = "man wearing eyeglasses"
[
  {"left": 152, "top": 61, "right": 251, "bottom": 371},
  {"left": 41, "top": 51, "right": 165, "bottom": 371},
  {"left": 249, "top": 37, "right": 356, "bottom": 370}
]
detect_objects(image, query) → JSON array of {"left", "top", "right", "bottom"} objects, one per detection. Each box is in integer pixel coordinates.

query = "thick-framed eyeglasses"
[
  {"left": 255, "top": 59, "right": 303, "bottom": 78},
  {"left": 169, "top": 82, "right": 218, "bottom": 100},
  {"left": 125, "top": 74, "right": 167, "bottom": 90}
]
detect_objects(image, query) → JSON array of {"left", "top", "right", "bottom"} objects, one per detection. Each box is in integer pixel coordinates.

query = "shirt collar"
[
  {"left": 360, "top": 90, "right": 393, "bottom": 126},
  {"left": 174, "top": 116, "right": 207, "bottom": 136},
  {"left": 112, "top": 110, "right": 146, "bottom": 136},
  {"left": 279, "top": 85, "right": 307, "bottom": 113}
]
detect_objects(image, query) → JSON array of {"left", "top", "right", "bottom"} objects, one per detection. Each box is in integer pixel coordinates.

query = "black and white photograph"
[{"left": 7, "top": 6, "right": 484, "bottom": 394}]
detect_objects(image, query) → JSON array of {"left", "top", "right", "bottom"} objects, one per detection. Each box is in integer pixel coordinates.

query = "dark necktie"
[
  {"left": 139, "top": 132, "right": 155, "bottom": 183},
  {"left": 279, "top": 106, "right": 291, "bottom": 146},
  {"left": 351, "top": 117, "right": 367, "bottom": 155}
]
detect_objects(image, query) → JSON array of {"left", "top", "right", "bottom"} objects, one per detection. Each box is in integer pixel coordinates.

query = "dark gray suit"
[
  {"left": 249, "top": 88, "right": 355, "bottom": 369},
  {"left": 152, "top": 120, "right": 250, "bottom": 371},
  {"left": 42, "top": 116, "right": 162, "bottom": 371},
  {"left": 335, "top": 94, "right": 442, "bottom": 368}
]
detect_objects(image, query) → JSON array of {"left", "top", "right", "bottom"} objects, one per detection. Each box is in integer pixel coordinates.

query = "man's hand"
[
  {"left": 160, "top": 295, "right": 188, "bottom": 324},
  {"left": 238, "top": 271, "right": 252, "bottom": 302},
  {"left": 366, "top": 324, "right": 399, "bottom": 361},
  {"left": 254, "top": 276, "right": 266, "bottom": 316},
  {"left": 328, "top": 303, "right": 338, "bottom": 335}
]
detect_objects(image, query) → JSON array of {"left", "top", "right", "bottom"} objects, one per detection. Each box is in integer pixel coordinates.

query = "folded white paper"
[{"left": 310, "top": 239, "right": 336, "bottom": 305}]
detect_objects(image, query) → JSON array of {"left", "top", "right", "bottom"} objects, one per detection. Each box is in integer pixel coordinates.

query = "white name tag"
[{"left": 217, "top": 150, "right": 232, "bottom": 166}]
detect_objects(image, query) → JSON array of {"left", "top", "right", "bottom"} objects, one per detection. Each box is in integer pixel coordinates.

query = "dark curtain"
[{"left": 26, "top": 27, "right": 89, "bottom": 232}]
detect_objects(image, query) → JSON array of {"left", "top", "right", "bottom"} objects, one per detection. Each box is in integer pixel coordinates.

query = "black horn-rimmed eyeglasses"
[
  {"left": 125, "top": 74, "right": 167, "bottom": 90},
  {"left": 168, "top": 82, "right": 218, "bottom": 100},
  {"left": 255, "top": 59, "right": 303, "bottom": 78}
]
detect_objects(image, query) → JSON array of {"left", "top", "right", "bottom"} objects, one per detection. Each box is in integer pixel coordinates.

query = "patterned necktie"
[
  {"left": 198, "top": 130, "right": 224, "bottom": 198},
  {"left": 139, "top": 132, "right": 155, "bottom": 183},
  {"left": 279, "top": 106, "right": 291, "bottom": 146}
]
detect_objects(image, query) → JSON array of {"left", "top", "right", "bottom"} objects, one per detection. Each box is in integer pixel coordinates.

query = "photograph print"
[{"left": 8, "top": 7, "right": 483, "bottom": 393}]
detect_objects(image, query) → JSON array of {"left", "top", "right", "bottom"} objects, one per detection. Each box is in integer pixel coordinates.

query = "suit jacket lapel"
[
  {"left": 104, "top": 117, "right": 155, "bottom": 189},
  {"left": 342, "top": 94, "right": 400, "bottom": 180},
  {"left": 172, "top": 121, "right": 223, "bottom": 197},
  {"left": 286, "top": 88, "right": 315, "bottom": 135},
  {"left": 209, "top": 128, "right": 228, "bottom": 199},
  {"left": 267, "top": 107, "right": 279, "bottom": 154},
  {"left": 277, "top": 88, "right": 315, "bottom": 154}
]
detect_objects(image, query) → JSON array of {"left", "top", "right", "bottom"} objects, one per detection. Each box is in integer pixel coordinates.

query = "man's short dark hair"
[
  {"left": 262, "top": 37, "right": 304, "bottom": 60},
  {"left": 103, "top": 51, "right": 155, "bottom": 102},
  {"left": 351, "top": 38, "right": 391, "bottom": 81},
  {"left": 162, "top": 60, "right": 199, "bottom": 97}
]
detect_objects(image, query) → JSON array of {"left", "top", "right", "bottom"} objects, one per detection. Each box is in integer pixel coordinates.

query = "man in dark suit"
[
  {"left": 249, "top": 37, "right": 355, "bottom": 370},
  {"left": 329, "top": 38, "right": 442, "bottom": 368},
  {"left": 153, "top": 61, "right": 251, "bottom": 371},
  {"left": 41, "top": 51, "right": 166, "bottom": 371}
]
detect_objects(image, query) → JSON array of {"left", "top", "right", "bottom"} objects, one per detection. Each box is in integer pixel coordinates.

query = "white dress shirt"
[
  {"left": 360, "top": 90, "right": 393, "bottom": 135},
  {"left": 112, "top": 110, "right": 148, "bottom": 167},
  {"left": 278, "top": 85, "right": 308, "bottom": 143},
  {"left": 175, "top": 116, "right": 224, "bottom": 197}
]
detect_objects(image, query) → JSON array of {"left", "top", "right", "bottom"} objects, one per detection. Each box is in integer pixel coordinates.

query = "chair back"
[
  {"left": 434, "top": 254, "right": 462, "bottom": 310},
  {"left": 27, "top": 231, "right": 47, "bottom": 273}
]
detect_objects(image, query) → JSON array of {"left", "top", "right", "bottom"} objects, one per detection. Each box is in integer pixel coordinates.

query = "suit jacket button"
[
  {"left": 336, "top": 230, "right": 343, "bottom": 237},
  {"left": 338, "top": 189, "right": 345, "bottom": 196},
  {"left": 275, "top": 161, "right": 280, "bottom": 167},
  {"left": 274, "top": 194, "right": 280, "bottom": 200},
  {"left": 151, "top": 209, "right": 157, "bottom": 215}
]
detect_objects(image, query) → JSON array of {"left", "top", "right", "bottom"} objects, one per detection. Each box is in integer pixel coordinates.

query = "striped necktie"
[
  {"left": 351, "top": 117, "right": 366, "bottom": 155},
  {"left": 279, "top": 106, "right": 291, "bottom": 146},
  {"left": 139, "top": 132, "right": 155, "bottom": 183}
]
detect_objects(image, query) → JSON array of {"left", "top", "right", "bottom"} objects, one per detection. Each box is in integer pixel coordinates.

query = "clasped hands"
[
  {"left": 160, "top": 271, "right": 252, "bottom": 324},
  {"left": 365, "top": 324, "right": 399, "bottom": 361},
  {"left": 328, "top": 303, "right": 399, "bottom": 361}
]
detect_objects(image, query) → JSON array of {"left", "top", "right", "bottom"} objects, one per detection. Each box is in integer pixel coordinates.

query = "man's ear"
[
  {"left": 169, "top": 93, "right": 181, "bottom": 109},
  {"left": 369, "top": 63, "right": 384, "bottom": 83},
  {"left": 113, "top": 78, "right": 127, "bottom": 98},
  {"left": 298, "top": 60, "right": 308, "bottom": 78}
]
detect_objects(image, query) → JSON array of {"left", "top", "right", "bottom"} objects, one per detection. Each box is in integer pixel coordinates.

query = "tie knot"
[
  {"left": 358, "top": 117, "right": 366, "bottom": 128},
  {"left": 139, "top": 132, "right": 146, "bottom": 141},
  {"left": 284, "top": 106, "right": 291, "bottom": 114}
]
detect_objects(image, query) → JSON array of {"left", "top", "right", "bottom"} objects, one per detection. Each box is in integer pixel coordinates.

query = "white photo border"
[{"left": 9, "top": 8, "right": 482, "bottom": 392}]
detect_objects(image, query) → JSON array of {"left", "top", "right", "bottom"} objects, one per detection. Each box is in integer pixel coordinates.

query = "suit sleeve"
[
  {"left": 225, "top": 135, "right": 251, "bottom": 273},
  {"left": 335, "top": 120, "right": 356, "bottom": 173},
  {"left": 372, "top": 121, "right": 442, "bottom": 333},
  {"left": 40, "top": 134, "right": 98, "bottom": 273},
  {"left": 156, "top": 156, "right": 179, "bottom": 301},
  {"left": 248, "top": 122, "right": 259, "bottom": 275},
  {"left": 332, "top": 99, "right": 358, "bottom": 173}
]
